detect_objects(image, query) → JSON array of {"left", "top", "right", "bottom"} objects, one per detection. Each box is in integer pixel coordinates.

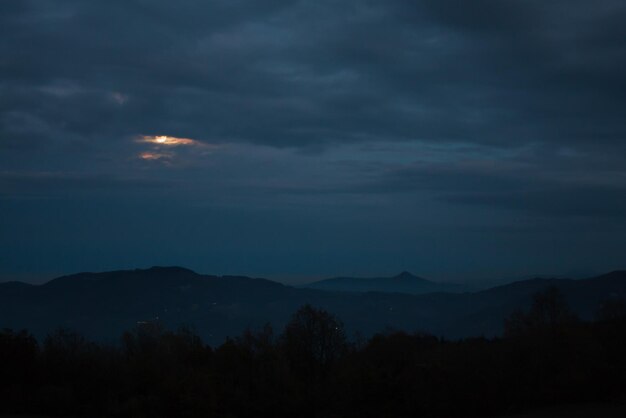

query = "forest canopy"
[{"left": 2, "top": 290, "right": 626, "bottom": 418}]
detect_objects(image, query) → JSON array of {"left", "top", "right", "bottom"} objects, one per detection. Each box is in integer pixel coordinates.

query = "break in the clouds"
[
  {"left": 139, "top": 136, "right": 198, "bottom": 147},
  {"left": 1, "top": 0, "right": 625, "bottom": 282},
  {"left": 137, "top": 135, "right": 217, "bottom": 162}
]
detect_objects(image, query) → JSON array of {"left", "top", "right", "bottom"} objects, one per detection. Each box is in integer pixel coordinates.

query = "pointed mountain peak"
[{"left": 393, "top": 271, "right": 418, "bottom": 279}]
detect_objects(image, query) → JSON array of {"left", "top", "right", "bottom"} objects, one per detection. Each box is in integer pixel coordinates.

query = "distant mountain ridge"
[
  {"left": 1, "top": 267, "right": 625, "bottom": 345},
  {"left": 303, "top": 271, "right": 469, "bottom": 294}
]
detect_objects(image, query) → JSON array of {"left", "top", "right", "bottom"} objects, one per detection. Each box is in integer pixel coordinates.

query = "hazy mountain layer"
[
  {"left": 303, "top": 271, "right": 469, "bottom": 294},
  {"left": 1, "top": 267, "right": 625, "bottom": 345}
]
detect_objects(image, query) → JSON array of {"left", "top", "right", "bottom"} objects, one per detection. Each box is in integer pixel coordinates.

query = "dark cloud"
[
  {"left": 1, "top": 1, "right": 625, "bottom": 281},
  {"left": 444, "top": 186, "right": 626, "bottom": 218},
  {"left": 2, "top": 0, "right": 624, "bottom": 150},
  {"left": 0, "top": 171, "right": 169, "bottom": 199}
]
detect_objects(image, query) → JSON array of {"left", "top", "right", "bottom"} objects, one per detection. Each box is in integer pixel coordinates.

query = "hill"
[
  {"left": 303, "top": 271, "right": 468, "bottom": 294},
  {"left": 1, "top": 267, "right": 625, "bottom": 345}
]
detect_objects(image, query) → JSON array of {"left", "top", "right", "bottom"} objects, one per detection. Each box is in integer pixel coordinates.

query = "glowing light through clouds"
[
  {"left": 139, "top": 151, "right": 172, "bottom": 161},
  {"left": 140, "top": 135, "right": 198, "bottom": 146},
  {"left": 136, "top": 135, "right": 218, "bottom": 163}
]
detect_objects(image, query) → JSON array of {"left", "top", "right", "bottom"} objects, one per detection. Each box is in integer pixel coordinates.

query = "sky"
[{"left": 1, "top": 0, "right": 626, "bottom": 285}]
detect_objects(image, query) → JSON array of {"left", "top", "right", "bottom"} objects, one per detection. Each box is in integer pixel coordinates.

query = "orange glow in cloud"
[
  {"left": 140, "top": 135, "right": 197, "bottom": 146},
  {"left": 136, "top": 134, "right": 220, "bottom": 163},
  {"left": 139, "top": 152, "right": 170, "bottom": 160}
]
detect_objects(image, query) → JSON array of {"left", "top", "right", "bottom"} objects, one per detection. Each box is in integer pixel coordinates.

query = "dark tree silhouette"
[
  {"left": 2, "top": 300, "right": 626, "bottom": 418},
  {"left": 596, "top": 298, "right": 626, "bottom": 322},
  {"left": 0, "top": 329, "right": 39, "bottom": 413},
  {"left": 281, "top": 304, "right": 347, "bottom": 380},
  {"left": 505, "top": 287, "right": 578, "bottom": 338}
]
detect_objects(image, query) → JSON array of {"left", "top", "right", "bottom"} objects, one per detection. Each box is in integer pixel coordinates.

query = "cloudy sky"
[{"left": 2, "top": 0, "right": 625, "bottom": 284}]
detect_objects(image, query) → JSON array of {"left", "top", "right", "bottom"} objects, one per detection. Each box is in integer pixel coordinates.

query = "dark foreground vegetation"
[{"left": 2, "top": 288, "right": 626, "bottom": 418}]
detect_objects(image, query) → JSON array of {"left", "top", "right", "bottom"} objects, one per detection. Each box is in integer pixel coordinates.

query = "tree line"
[{"left": 1, "top": 288, "right": 626, "bottom": 417}]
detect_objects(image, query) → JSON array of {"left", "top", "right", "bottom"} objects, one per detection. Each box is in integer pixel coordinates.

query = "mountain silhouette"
[
  {"left": 304, "top": 271, "right": 468, "bottom": 294},
  {"left": 1, "top": 267, "right": 625, "bottom": 345}
]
